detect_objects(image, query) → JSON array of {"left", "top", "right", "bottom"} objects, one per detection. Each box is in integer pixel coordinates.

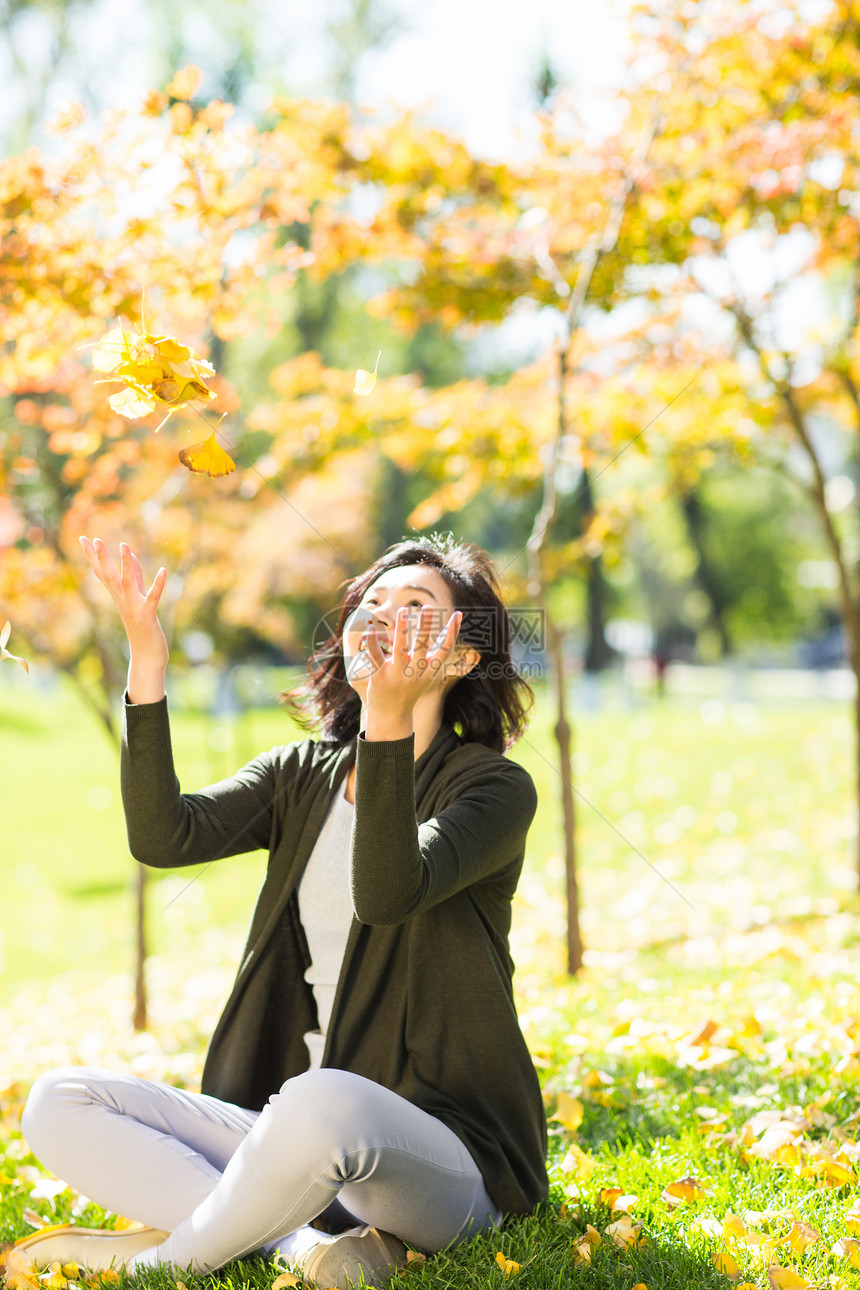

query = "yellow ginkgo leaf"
[
  {"left": 551, "top": 1092, "right": 584, "bottom": 1132},
  {"left": 832, "top": 1237, "right": 860, "bottom": 1268},
  {"left": 494, "top": 1251, "right": 521, "bottom": 1278},
  {"left": 108, "top": 385, "right": 158, "bottom": 419},
  {"left": 270, "top": 1273, "right": 302, "bottom": 1290},
  {"left": 713, "top": 1249, "right": 740, "bottom": 1278},
  {"left": 802, "top": 1158, "right": 857, "bottom": 1188},
  {"left": 37, "top": 1262, "right": 65, "bottom": 1290},
  {"left": 178, "top": 432, "right": 236, "bottom": 478},
  {"left": 767, "top": 1266, "right": 811, "bottom": 1290},
  {"left": 560, "top": 1143, "right": 596, "bottom": 1182},
  {"left": 606, "top": 1215, "right": 646, "bottom": 1249},
  {"left": 662, "top": 1176, "right": 710, "bottom": 1207},
  {"left": 1, "top": 621, "right": 30, "bottom": 673},
  {"left": 784, "top": 1222, "right": 821, "bottom": 1255},
  {"left": 354, "top": 351, "right": 381, "bottom": 396}
]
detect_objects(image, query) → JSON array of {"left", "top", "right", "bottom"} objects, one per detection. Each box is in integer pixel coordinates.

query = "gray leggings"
[{"left": 21, "top": 1066, "right": 501, "bottom": 1274}]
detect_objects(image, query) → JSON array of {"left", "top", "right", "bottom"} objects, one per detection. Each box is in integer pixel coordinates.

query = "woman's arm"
[
  {"left": 350, "top": 735, "right": 538, "bottom": 925},
  {"left": 121, "top": 697, "right": 282, "bottom": 868},
  {"left": 79, "top": 537, "right": 168, "bottom": 703},
  {"left": 81, "top": 537, "right": 283, "bottom": 868}
]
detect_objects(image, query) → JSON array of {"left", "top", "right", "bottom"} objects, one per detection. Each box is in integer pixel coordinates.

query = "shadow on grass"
[{"left": 112, "top": 1206, "right": 734, "bottom": 1290}]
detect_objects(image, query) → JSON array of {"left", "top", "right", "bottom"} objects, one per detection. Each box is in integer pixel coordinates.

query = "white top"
[{"left": 296, "top": 780, "right": 355, "bottom": 1069}]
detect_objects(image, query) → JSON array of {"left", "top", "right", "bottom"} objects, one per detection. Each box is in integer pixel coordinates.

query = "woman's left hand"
[{"left": 364, "top": 605, "right": 462, "bottom": 729}]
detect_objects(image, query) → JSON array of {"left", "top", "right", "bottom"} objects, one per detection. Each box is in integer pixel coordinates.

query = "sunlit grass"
[{"left": 2, "top": 667, "right": 860, "bottom": 1288}]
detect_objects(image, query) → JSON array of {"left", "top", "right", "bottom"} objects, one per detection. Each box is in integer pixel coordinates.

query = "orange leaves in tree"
[{"left": 1, "top": 621, "right": 29, "bottom": 673}]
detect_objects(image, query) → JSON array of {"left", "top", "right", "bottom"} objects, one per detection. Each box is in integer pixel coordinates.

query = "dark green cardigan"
[{"left": 121, "top": 698, "right": 548, "bottom": 1216}]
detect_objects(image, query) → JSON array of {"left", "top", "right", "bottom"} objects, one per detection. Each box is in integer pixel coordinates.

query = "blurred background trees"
[{"left": 1, "top": 0, "right": 856, "bottom": 1012}]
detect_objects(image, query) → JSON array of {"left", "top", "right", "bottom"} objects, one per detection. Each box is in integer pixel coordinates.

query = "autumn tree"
[{"left": 621, "top": 0, "right": 860, "bottom": 879}]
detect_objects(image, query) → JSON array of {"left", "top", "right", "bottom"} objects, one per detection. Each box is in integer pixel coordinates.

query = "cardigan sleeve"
[
  {"left": 121, "top": 695, "right": 289, "bottom": 869},
  {"left": 350, "top": 731, "right": 538, "bottom": 926}
]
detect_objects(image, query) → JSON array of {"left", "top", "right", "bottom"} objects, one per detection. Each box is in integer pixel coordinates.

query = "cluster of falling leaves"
[
  {"left": 1, "top": 623, "right": 28, "bottom": 674},
  {"left": 89, "top": 321, "right": 381, "bottom": 481},
  {"left": 552, "top": 1088, "right": 860, "bottom": 1290}
]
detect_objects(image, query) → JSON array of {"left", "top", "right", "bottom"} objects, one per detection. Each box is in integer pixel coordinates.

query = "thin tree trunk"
[
  {"left": 548, "top": 616, "right": 583, "bottom": 972},
  {"left": 579, "top": 466, "right": 613, "bottom": 672},
  {"left": 679, "top": 488, "right": 733, "bottom": 657}
]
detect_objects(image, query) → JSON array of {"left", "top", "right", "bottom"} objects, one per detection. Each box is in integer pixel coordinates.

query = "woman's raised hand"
[{"left": 79, "top": 537, "right": 169, "bottom": 702}]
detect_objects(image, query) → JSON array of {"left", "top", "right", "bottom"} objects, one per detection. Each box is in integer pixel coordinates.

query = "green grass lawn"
[{"left": 2, "top": 668, "right": 860, "bottom": 1289}]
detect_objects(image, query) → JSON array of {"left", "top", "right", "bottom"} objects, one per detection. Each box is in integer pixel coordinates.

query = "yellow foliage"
[
  {"left": 494, "top": 1251, "right": 521, "bottom": 1278},
  {"left": 551, "top": 1092, "right": 584, "bottom": 1133}
]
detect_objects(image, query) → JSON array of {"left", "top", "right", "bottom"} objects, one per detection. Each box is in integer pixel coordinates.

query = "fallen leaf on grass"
[
  {"left": 783, "top": 1222, "right": 821, "bottom": 1256},
  {"left": 767, "top": 1266, "right": 812, "bottom": 1290},
  {"left": 571, "top": 1227, "right": 601, "bottom": 1265},
  {"left": 713, "top": 1248, "right": 739, "bottom": 1278},
  {"left": 605, "top": 1215, "right": 646, "bottom": 1249},
  {"left": 495, "top": 1251, "right": 521, "bottom": 1277},
  {"left": 598, "top": 1187, "right": 638, "bottom": 1214},
  {"left": 690, "top": 1019, "right": 720, "bottom": 1046},
  {"left": 551, "top": 1092, "right": 584, "bottom": 1132},
  {"left": 560, "top": 1143, "right": 596, "bottom": 1183},
  {"left": 801, "top": 1158, "right": 857, "bottom": 1188},
  {"left": 845, "top": 1202, "right": 860, "bottom": 1236},
  {"left": 405, "top": 1251, "right": 426, "bottom": 1264},
  {"left": 831, "top": 1237, "right": 860, "bottom": 1268},
  {"left": 661, "top": 1175, "right": 710, "bottom": 1207}
]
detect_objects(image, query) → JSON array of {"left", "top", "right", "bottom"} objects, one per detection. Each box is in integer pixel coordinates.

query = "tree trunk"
[
  {"left": 679, "top": 487, "right": 733, "bottom": 657},
  {"left": 548, "top": 616, "right": 583, "bottom": 973}
]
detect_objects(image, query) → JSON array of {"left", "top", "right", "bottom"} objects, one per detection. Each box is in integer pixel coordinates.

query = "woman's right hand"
[{"left": 79, "top": 537, "right": 169, "bottom": 701}]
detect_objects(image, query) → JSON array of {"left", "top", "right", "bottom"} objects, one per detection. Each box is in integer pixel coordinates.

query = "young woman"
[{"left": 14, "top": 532, "right": 548, "bottom": 1290}]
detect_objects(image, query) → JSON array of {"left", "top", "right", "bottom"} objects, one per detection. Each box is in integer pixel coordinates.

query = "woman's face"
[{"left": 343, "top": 563, "right": 460, "bottom": 691}]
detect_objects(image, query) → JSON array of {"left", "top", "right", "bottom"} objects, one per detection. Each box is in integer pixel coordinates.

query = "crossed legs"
[{"left": 21, "top": 1066, "right": 501, "bottom": 1274}]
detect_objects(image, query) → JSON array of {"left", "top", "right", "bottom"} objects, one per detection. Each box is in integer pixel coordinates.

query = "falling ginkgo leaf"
[
  {"left": 495, "top": 1251, "right": 521, "bottom": 1278},
  {"left": 354, "top": 351, "right": 381, "bottom": 396},
  {"left": 91, "top": 327, "right": 217, "bottom": 428},
  {"left": 1, "top": 621, "right": 29, "bottom": 673},
  {"left": 177, "top": 431, "right": 236, "bottom": 478}
]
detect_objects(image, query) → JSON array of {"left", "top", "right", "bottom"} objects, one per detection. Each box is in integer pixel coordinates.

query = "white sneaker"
[
  {"left": 299, "top": 1225, "right": 407, "bottom": 1289},
  {"left": 5, "top": 1223, "right": 168, "bottom": 1273}
]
